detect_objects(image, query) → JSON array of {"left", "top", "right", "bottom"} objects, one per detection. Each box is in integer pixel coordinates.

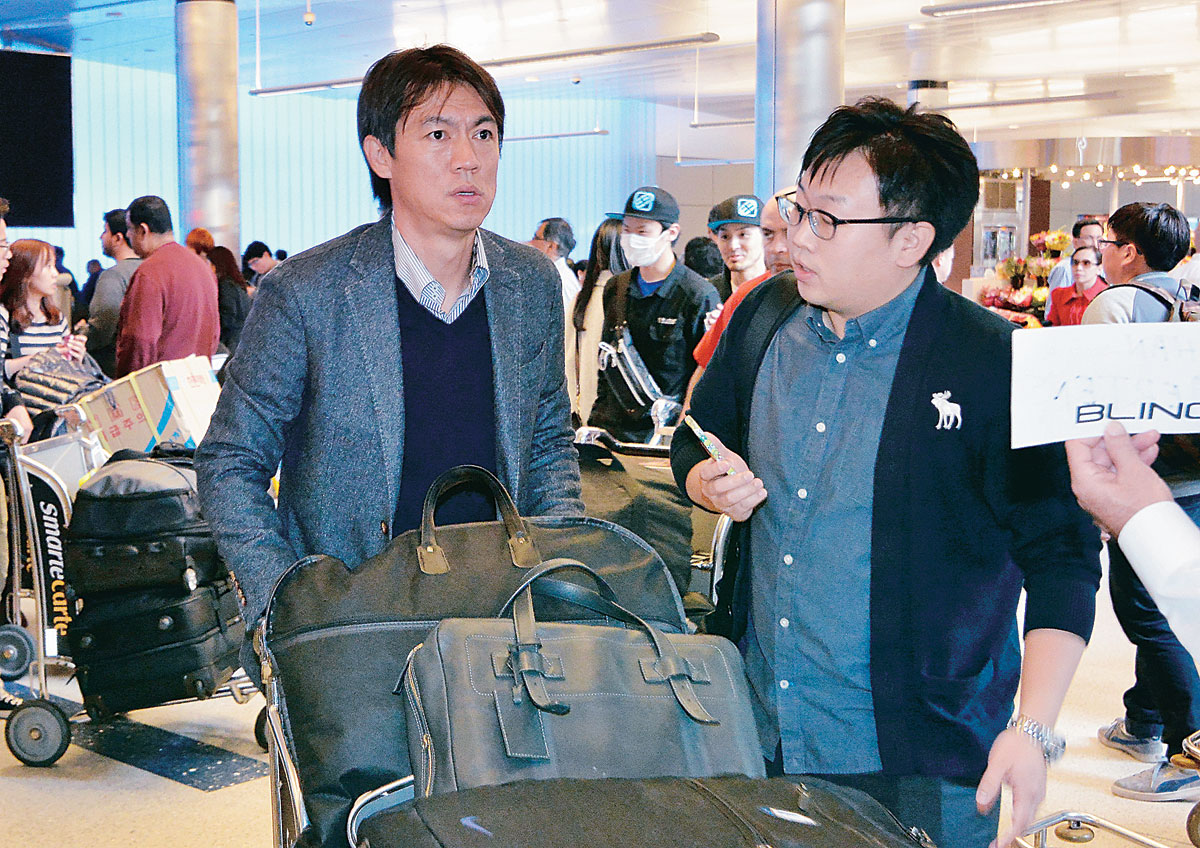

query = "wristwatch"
[{"left": 1007, "top": 714, "right": 1066, "bottom": 763}]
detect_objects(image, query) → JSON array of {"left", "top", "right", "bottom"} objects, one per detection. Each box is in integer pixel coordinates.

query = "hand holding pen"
[{"left": 682, "top": 414, "right": 767, "bottom": 522}]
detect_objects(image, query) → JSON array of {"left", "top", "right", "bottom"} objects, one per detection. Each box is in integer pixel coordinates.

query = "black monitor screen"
[{"left": 0, "top": 51, "right": 74, "bottom": 227}]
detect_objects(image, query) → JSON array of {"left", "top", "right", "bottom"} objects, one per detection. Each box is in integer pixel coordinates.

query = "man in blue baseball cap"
[{"left": 588, "top": 186, "right": 720, "bottom": 442}]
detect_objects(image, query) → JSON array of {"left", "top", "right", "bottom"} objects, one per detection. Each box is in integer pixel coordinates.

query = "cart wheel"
[
  {"left": 6, "top": 699, "right": 71, "bottom": 767},
  {"left": 254, "top": 706, "right": 268, "bottom": 751},
  {"left": 0, "top": 624, "right": 34, "bottom": 682},
  {"left": 1187, "top": 800, "right": 1200, "bottom": 848},
  {"left": 1054, "top": 821, "right": 1095, "bottom": 843}
]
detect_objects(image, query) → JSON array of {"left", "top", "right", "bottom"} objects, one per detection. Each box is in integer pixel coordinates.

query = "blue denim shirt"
[{"left": 745, "top": 274, "right": 922, "bottom": 774}]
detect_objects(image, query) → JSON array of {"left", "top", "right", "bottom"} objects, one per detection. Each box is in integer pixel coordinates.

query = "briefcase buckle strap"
[
  {"left": 509, "top": 643, "right": 570, "bottom": 715},
  {"left": 640, "top": 655, "right": 710, "bottom": 685}
]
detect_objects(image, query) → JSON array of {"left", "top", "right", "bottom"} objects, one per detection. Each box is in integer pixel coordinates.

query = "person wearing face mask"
[{"left": 589, "top": 187, "right": 720, "bottom": 442}]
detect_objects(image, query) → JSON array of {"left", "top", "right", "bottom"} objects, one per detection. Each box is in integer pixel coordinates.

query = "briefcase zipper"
[
  {"left": 799, "top": 782, "right": 930, "bottom": 848},
  {"left": 401, "top": 644, "right": 435, "bottom": 798},
  {"left": 686, "top": 779, "right": 773, "bottom": 848}
]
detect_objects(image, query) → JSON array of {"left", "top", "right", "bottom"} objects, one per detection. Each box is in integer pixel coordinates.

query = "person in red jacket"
[{"left": 116, "top": 196, "right": 219, "bottom": 376}]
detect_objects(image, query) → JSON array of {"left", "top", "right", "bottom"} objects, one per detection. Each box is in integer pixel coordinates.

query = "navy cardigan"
[{"left": 671, "top": 268, "right": 1102, "bottom": 779}]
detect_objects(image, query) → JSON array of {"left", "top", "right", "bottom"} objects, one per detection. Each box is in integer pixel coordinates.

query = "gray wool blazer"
[{"left": 195, "top": 217, "right": 583, "bottom": 623}]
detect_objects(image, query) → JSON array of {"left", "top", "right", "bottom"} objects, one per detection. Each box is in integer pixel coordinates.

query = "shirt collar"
[
  {"left": 805, "top": 267, "right": 925, "bottom": 346},
  {"left": 391, "top": 214, "right": 490, "bottom": 323},
  {"left": 632, "top": 256, "right": 681, "bottom": 299}
]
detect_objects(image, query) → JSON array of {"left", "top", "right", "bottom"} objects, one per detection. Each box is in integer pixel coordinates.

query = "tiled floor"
[{"left": 1, "top": 550, "right": 1197, "bottom": 848}]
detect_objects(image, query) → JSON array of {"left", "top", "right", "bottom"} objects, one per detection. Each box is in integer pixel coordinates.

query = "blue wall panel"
[{"left": 8, "top": 60, "right": 656, "bottom": 278}]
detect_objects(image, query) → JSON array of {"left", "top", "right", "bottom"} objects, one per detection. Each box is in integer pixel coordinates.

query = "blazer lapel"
[
  {"left": 345, "top": 218, "right": 405, "bottom": 512},
  {"left": 482, "top": 234, "right": 528, "bottom": 499}
]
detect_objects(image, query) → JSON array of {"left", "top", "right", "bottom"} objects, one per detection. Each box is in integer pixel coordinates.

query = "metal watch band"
[{"left": 1007, "top": 714, "right": 1066, "bottom": 763}]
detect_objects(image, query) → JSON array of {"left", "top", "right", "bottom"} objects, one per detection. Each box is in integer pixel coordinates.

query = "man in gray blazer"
[{"left": 195, "top": 45, "right": 582, "bottom": 635}]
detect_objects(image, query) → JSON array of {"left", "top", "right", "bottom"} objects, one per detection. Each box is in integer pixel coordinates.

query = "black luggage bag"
[
  {"left": 65, "top": 454, "right": 223, "bottom": 595},
  {"left": 355, "top": 775, "right": 936, "bottom": 848},
  {"left": 70, "top": 580, "right": 244, "bottom": 717}
]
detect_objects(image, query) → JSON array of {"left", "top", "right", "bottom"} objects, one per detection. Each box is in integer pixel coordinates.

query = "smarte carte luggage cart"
[{"left": 0, "top": 411, "right": 263, "bottom": 767}]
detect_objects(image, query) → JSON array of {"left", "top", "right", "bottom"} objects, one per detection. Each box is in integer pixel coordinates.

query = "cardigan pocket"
[{"left": 918, "top": 658, "right": 998, "bottom": 728}]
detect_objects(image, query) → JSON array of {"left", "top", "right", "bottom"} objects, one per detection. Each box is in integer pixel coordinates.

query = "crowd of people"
[{"left": 2, "top": 39, "right": 1199, "bottom": 847}]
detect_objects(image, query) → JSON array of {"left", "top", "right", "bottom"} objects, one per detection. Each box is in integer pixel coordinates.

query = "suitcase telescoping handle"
[
  {"left": 499, "top": 559, "right": 718, "bottom": 726},
  {"left": 417, "top": 465, "right": 542, "bottom": 576}
]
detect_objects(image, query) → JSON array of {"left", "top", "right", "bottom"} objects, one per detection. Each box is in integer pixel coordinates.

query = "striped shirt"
[
  {"left": 0, "top": 303, "right": 68, "bottom": 378},
  {"left": 390, "top": 216, "right": 489, "bottom": 324}
]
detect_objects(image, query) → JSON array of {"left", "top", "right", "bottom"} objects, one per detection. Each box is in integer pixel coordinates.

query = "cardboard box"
[{"left": 79, "top": 356, "right": 219, "bottom": 454}]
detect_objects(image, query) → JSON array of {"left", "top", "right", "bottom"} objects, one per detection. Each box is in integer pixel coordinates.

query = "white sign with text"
[{"left": 1011, "top": 323, "right": 1200, "bottom": 448}]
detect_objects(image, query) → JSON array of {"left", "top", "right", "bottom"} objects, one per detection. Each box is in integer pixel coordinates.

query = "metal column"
[
  {"left": 176, "top": 0, "right": 239, "bottom": 251},
  {"left": 754, "top": 0, "right": 845, "bottom": 200}
]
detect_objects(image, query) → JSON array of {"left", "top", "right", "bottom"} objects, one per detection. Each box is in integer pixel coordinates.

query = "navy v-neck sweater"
[{"left": 392, "top": 279, "right": 498, "bottom": 535}]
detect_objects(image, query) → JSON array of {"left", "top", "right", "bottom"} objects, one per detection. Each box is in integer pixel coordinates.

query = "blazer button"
[{"left": 380, "top": 521, "right": 388, "bottom": 536}]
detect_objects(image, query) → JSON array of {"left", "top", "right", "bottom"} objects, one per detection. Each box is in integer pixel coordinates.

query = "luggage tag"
[{"left": 490, "top": 650, "right": 563, "bottom": 760}]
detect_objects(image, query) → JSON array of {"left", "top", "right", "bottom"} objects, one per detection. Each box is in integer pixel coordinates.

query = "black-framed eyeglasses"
[
  {"left": 776, "top": 190, "right": 922, "bottom": 241},
  {"left": 1098, "top": 238, "right": 1129, "bottom": 249}
]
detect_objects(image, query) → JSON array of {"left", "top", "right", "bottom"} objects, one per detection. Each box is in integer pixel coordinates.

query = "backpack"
[{"left": 1107, "top": 281, "right": 1200, "bottom": 322}]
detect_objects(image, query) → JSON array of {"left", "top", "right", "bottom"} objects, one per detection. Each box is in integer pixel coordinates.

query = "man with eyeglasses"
[
  {"left": 1080, "top": 202, "right": 1200, "bottom": 804},
  {"left": 672, "top": 98, "right": 1100, "bottom": 848}
]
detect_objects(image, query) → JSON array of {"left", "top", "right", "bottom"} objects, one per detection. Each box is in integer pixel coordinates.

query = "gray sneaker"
[
  {"left": 1098, "top": 718, "right": 1167, "bottom": 763},
  {"left": 1112, "top": 763, "right": 1200, "bottom": 801}
]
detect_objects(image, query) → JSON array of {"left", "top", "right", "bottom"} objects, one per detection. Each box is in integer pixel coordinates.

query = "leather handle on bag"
[
  {"left": 504, "top": 559, "right": 719, "bottom": 725},
  {"left": 416, "top": 465, "right": 541, "bottom": 575}
]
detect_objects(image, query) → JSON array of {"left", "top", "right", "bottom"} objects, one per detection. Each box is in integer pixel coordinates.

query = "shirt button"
[
  {"left": 780, "top": 618, "right": 790, "bottom": 629},
  {"left": 815, "top": 422, "right": 826, "bottom": 433},
  {"left": 835, "top": 353, "right": 846, "bottom": 364},
  {"left": 869, "top": 338, "right": 878, "bottom": 348},
  {"left": 779, "top": 679, "right": 790, "bottom": 690},
  {"left": 783, "top": 554, "right": 794, "bottom": 565},
  {"left": 797, "top": 488, "right": 808, "bottom": 499}
]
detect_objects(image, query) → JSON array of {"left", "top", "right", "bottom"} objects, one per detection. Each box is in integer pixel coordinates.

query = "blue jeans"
[{"left": 1110, "top": 493, "right": 1200, "bottom": 754}]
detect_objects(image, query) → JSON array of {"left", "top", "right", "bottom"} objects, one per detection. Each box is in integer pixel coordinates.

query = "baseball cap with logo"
[
  {"left": 707, "top": 194, "right": 763, "bottom": 231},
  {"left": 608, "top": 186, "right": 680, "bottom": 226}
]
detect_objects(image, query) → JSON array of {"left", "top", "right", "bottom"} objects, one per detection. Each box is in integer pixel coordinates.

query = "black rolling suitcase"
[
  {"left": 69, "top": 580, "right": 244, "bottom": 717},
  {"left": 64, "top": 452, "right": 223, "bottom": 594}
]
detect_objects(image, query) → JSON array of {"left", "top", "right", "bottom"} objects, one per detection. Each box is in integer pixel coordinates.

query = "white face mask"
[{"left": 620, "top": 231, "right": 668, "bottom": 268}]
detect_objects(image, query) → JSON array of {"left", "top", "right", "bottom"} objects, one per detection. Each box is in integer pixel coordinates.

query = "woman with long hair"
[
  {"left": 566, "top": 218, "right": 627, "bottom": 424},
  {"left": 0, "top": 239, "right": 85, "bottom": 380},
  {"left": 207, "top": 245, "right": 253, "bottom": 353}
]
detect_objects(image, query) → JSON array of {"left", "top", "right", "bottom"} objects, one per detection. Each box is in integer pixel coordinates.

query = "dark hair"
[
  {"left": 128, "top": 195, "right": 173, "bottom": 235},
  {"left": 208, "top": 246, "right": 249, "bottom": 291},
  {"left": 1072, "top": 218, "right": 1102, "bottom": 239},
  {"left": 0, "top": 239, "right": 62, "bottom": 332},
  {"left": 1071, "top": 245, "right": 1101, "bottom": 266},
  {"left": 275, "top": 249, "right": 288, "bottom": 261},
  {"left": 572, "top": 218, "right": 624, "bottom": 331},
  {"left": 185, "top": 227, "right": 215, "bottom": 255},
  {"left": 103, "top": 208, "right": 129, "bottom": 239},
  {"left": 1107, "top": 202, "right": 1191, "bottom": 272},
  {"left": 537, "top": 217, "right": 575, "bottom": 259},
  {"left": 243, "top": 240, "right": 271, "bottom": 263},
  {"left": 0, "top": 197, "right": 8, "bottom": 219},
  {"left": 801, "top": 96, "right": 978, "bottom": 265},
  {"left": 684, "top": 237, "right": 724, "bottom": 278},
  {"left": 358, "top": 45, "right": 505, "bottom": 209}
]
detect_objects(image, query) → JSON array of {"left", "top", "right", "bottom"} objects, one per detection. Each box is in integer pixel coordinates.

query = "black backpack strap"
[
  {"left": 1104, "top": 281, "right": 1178, "bottom": 317},
  {"left": 734, "top": 275, "right": 804, "bottom": 396}
]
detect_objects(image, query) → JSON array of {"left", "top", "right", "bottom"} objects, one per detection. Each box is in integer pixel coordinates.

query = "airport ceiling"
[{"left": 4, "top": 0, "right": 1200, "bottom": 143}]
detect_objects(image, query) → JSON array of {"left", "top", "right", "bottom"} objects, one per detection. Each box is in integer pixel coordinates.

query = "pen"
[{"left": 682, "top": 414, "right": 738, "bottom": 477}]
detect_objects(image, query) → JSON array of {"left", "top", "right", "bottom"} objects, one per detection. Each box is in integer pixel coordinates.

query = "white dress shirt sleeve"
[{"left": 1118, "top": 500, "right": 1200, "bottom": 669}]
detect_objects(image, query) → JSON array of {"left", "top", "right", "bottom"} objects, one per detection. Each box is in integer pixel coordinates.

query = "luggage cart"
[{"left": 0, "top": 412, "right": 262, "bottom": 767}]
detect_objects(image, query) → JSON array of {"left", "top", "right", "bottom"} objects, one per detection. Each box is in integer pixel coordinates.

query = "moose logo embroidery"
[{"left": 931, "top": 391, "right": 962, "bottom": 430}]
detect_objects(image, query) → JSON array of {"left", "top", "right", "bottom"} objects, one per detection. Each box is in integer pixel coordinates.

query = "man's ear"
[
  {"left": 362, "top": 135, "right": 394, "bottom": 179},
  {"left": 666, "top": 222, "right": 682, "bottom": 243},
  {"left": 893, "top": 221, "right": 937, "bottom": 269}
]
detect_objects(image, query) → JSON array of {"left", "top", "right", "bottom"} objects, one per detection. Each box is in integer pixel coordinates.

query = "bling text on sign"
[{"left": 1011, "top": 323, "right": 1200, "bottom": 448}]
